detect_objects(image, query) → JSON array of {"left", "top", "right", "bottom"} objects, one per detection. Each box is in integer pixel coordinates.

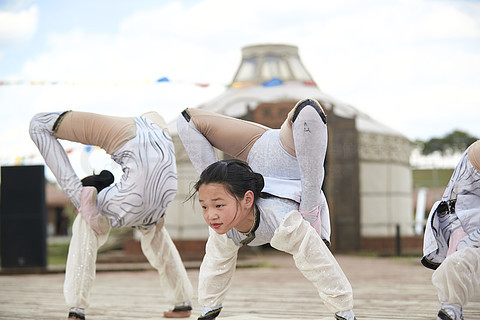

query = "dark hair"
[{"left": 190, "top": 159, "right": 265, "bottom": 202}]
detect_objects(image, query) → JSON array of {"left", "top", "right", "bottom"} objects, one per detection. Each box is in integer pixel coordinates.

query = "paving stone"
[{"left": 0, "top": 252, "right": 478, "bottom": 320}]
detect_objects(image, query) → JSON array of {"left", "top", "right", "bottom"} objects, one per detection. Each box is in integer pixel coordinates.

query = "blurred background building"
[{"left": 1, "top": 44, "right": 420, "bottom": 268}]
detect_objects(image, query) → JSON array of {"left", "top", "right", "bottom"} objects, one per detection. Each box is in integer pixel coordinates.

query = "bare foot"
[{"left": 163, "top": 310, "right": 192, "bottom": 318}]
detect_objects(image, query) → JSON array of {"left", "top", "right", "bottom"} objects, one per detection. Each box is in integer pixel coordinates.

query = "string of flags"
[
  {"left": 0, "top": 77, "right": 303, "bottom": 88},
  {"left": 1, "top": 77, "right": 316, "bottom": 166},
  {"left": 0, "top": 77, "right": 214, "bottom": 87},
  {"left": 4, "top": 145, "right": 102, "bottom": 167}
]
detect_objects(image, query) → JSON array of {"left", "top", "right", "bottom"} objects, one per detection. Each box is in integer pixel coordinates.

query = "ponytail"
[{"left": 253, "top": 172, "right": 265, "bottom": 198}]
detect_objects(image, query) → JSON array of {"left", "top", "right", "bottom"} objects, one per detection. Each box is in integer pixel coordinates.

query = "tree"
[{"left": 415, "top": 130, "right": 478, "bottom": 155}]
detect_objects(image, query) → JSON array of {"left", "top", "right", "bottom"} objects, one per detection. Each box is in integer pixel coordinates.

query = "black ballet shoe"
[
  {"left": 68, "top": 311, "right": 85, "bottom": 320},
  {"left": 81, "top": 170, "right": 114, "bottom": 192},
  {"left": 197, "top": 307, "right": 222, "bottom": 320},
  {"left": 292, "top": 98, "right": 327, "bottom": 124},
  {"left": 438, "top": 308, "right": 463, "bottom": 320}
]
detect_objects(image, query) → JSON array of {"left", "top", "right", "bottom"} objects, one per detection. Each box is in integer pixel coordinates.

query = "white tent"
[{"left": 166, "top": 44, "right": 413, "bottom": 250}]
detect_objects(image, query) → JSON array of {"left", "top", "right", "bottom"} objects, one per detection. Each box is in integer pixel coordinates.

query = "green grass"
[
  {"left": 0, "top": 242, "right": 69, "bottom": 267},
  {"left": 391, "top": 255, "right": 423, "bottom": 265},
  {"left": 412, "top": 168, "right": 453, "bottom": 188},
  {"left": 48, "top": 242, "right": 70, "bottom": 266}
]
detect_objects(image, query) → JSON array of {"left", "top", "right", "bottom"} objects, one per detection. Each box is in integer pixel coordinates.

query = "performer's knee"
[
  {"left": 291, "top": 98, "right": 327, "bottom": 125},
  {"left": 142, "top": 111, "right": 167, "bottom": 131},
  {"left": 438, "top": 249, "right": 474, "bottom": 278}
]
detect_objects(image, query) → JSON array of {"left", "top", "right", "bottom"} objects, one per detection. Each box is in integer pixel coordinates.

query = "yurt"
[{"left": 166, "top": 44, "right": 413, "bottom": 252}]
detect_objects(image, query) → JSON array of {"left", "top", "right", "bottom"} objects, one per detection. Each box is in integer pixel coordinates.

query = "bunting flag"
[
  {"left": 0, "top": 77, "right": 222, "bottom": 87},
  {"left": 0, "top": 77, "right": 302, "bottom": 88},
  {"left": 262, "top": 78, "right": 282, "bottom": 87},
  {"left": 2, "top": 145, "right": 100, "bottom": 166},
  {"left": 0, "top": 76, "right": 305, "bottom": 165},
  {"left": 14, "top": 156, "right": 25, "bottom": 166}
]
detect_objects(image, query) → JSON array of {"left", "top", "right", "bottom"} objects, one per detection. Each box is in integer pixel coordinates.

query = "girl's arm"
[
  {"left": 177, "top": 110, "right": 218, "bottom": 175},
  {"left": 198, "top": 228, "right": 240, "bottom": 319}
]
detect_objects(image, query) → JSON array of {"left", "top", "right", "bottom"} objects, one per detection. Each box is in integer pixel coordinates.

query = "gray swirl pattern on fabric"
[{"left": 98, "top": 116, "right": 177, "bottom": 229}]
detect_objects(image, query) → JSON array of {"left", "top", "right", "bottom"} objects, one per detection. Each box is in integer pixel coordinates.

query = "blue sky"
[{"left": 1, "top": 0, "right": 480, "bottom": 171}]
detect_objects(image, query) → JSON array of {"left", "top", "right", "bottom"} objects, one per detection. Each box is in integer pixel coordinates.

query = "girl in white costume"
[
  {"left": 177, "top": 99, "right": 356, "bottom": 320},
  {"left": 29, "top": 110, "right": 193, "bottom": 320},
  {"left": 422, "top": 140, "right": 480, "bottom": 320}
]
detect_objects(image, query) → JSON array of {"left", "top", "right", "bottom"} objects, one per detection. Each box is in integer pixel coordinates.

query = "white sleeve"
[
  {"left": 198, "top": 228, "right": 240, "bottom": 309},
  {"left": 177, "top": 112, "right": 218, "bottom": 175}
]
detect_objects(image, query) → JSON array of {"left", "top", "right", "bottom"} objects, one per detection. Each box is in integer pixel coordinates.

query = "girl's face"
[{"left": 198, "top": 183, "right": 252, "bottom": 234}]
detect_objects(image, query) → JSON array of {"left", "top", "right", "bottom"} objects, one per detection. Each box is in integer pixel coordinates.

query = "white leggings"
[
  {"left": 64, "top": 215, "right": 192, "bottom": 309},
  {"left": 433, "top": 247, "right": 480, "bottom": 306},
  {"left": 271, "top": 211, "right": 353, "bottom": 313},
  {"left": 198, "top": 210, "right": 353, "bottom": 314}
]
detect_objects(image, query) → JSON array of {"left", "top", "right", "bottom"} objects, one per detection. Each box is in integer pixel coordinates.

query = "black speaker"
[{"left": 1, "top": 165, "right": 47, "bottom": 269}]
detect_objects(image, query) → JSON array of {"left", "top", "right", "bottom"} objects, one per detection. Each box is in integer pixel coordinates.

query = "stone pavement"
[{"left": 0, "top": 251, "right": 479, "bottom": 320}]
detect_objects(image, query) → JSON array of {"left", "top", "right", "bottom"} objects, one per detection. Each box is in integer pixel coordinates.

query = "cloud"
[
  {"left": 0, "top": 4, "right": 38, "bottom": 46},
  {"left": 1, "top": 0, "right": 480, "bottom": 167},
  {"left": 18, "top": 0, "right": 480, "bottom": 86},
  {"left": 419, "top": 2, "right": 480, "bottom": 38}
]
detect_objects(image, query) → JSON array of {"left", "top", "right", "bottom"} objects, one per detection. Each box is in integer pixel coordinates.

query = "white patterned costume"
[
  {"left": 177, "top": 99, "right": 355, "bottom": 320},
  {"left": 422, "top": 140, "right": 480, "bottom": 320},
  {"left": 29, "top": 111, "right": 193, "bottom": 319}
]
